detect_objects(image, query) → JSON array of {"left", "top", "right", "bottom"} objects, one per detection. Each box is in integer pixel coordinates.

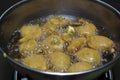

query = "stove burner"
[{"left": 14, "top": 70, "right": 114, "bottom": 80}]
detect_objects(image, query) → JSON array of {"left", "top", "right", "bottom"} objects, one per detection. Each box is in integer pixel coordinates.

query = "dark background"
[{"left": 0, "top": 0, "right": 120, "bottom": 80}]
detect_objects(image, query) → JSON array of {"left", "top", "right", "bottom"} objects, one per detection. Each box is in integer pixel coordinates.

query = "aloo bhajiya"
[{"left": 8, "top": 16, "right": 116, "bottom": 72}]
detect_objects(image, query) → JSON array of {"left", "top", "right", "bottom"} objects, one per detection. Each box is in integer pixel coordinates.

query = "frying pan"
[{"left": 0, "top": 0, "right": 120, "bottom": 80}]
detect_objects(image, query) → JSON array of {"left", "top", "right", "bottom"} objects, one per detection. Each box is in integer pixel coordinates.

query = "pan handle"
[{"left": 0, "top": 48, "right": 7, "bottom": 58}]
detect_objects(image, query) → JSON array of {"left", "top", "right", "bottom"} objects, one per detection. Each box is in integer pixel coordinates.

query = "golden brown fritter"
[
  {"left": 23, "top": 54, "right": 47, "bottom": 70},
  {"left": 67, "top": 38, "right": 87, "bottom": 53},
  {"left": 76, "top": 48, "right": 101, "bottom": 66},
  {"left": 43, "top": 35, "right": 64, "bottom": 52},
  {"left": 41, "top": 25, "right": 59, "bottom": 36},
  {"left": 88, "top": 36, "right": 114, "bottom": 50},
  {"left": 76, "top": 22, "right": 96, "bottom": 37},
  {"left": 47, "top": 16, "right": 70, "bottom": 27},
  {"left": 61, "top": 33, "right": 72, "bottom": 43},
  {"left": 68, "top": 62, "right": 93, "bottom": 72},
  {"left": 19, "top": 39, "right": 38, "bottom": 56},
  {"left": 49, "top": 52, "right": 70, "bottom": 72},
  {"left": 41, "top": 16, "right": 70, "bottom": 36},
  {"left": 20, "top": 25, "right": 42, "bottom": 42}
]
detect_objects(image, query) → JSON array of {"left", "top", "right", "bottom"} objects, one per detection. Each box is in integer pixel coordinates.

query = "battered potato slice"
[
  {"left": 68, "top": 62, "right": 93, "bottom": 72},
  {"left": 76, "top": 48, "right": 101, "bottom": 66},
  {"left": 49, "top": 52, "right": 70, "bottom": 72},
  {"left": 41, "top": 25, "right": 59, "bottom": 36},
  {"left": 88, "top": 36, "right": 114, "bottom": 50},
  {"left": 43, "top": 35, "right": 64, "bottom": 52},
  {"left": 41, "top": 16, "right": 70, "bottom": 36},
  {"left": 76, "top": 22, "right": 96, "bottom": 37},
  {"left": 67, "top": 38, "right": 86, "bottom": 53},
  {"left": 19, "top": 39, "right": 38, "bottom": 56},
  {"left": 61, "top": 26, "right": 75, "bottom": 43},
  {"left": 47, "top": 16, "right": 70, "bottom": 27},
  {"left": 23, "top": 54, "right": 47, "bottom": 70},
  {"left": 61, "top": 33, "right": 72, "bottom": 44},
  {"left": 20, "top": 25, "right": 42, "bottom": 42}
]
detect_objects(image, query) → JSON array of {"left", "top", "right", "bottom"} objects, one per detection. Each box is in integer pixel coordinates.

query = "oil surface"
[{"left": 7, "top": 15, "right": 118, "bottom": 72}]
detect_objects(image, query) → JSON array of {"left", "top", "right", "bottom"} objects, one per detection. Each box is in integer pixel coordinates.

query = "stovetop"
[
  {"left": 14, "top": 70, "right": 114, "bottom": 80},
  {"left": 0, "top": 0, "right": 120, "bottom": 80}
]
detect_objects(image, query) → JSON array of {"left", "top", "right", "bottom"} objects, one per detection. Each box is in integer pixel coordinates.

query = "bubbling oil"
[{"left": 7, "top": 15, "right": 118, "bottom": 72}]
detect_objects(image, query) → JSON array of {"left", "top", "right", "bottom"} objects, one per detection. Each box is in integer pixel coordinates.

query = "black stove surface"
[
  {"left": 0, "top": 0, "right": 120, "bottom": 80},
  {"left": 14, "top": 70, "right": 114, "bottom": 80}
]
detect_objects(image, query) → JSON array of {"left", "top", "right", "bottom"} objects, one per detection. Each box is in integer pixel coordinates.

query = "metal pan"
[{"left": 0, "top": 0, "right": 120, "bottom": 80}]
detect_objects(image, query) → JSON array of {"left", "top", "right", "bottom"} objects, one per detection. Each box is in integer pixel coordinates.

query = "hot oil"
[
  {"left": 7, "top": 29, "right": 22, "bottom": 58},
  {"left": 7, "top": 15, "right": 118, "bottom": 72},
  {"left": 96, "top": 25, "right": 118, "bottom": 64}
]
